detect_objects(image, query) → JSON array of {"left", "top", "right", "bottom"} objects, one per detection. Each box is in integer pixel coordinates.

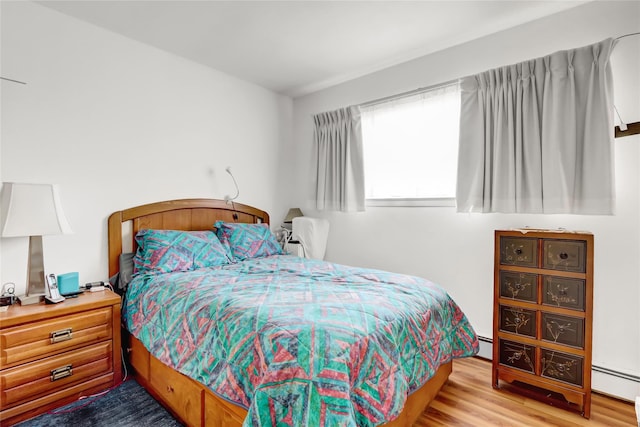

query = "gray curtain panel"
[
  {"left": 456, "top": 38, "right": 616, "bottom": 214},
  {"left": 314, "top": 106, "right": 365, "bottom": 212}
]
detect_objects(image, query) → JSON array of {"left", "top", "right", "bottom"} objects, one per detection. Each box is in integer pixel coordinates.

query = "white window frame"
[
  {"left": 365, "top": 197, "right": 455, "bottom": 207},
  {"left": 360, "top": 81, "right": 460, "bottom": 208}
]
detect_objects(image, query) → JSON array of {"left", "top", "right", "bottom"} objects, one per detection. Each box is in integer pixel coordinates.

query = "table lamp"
[
  {"left": 282, "top": 208, "right": 303, "bottom": 231},
  {"left": 1, "top": 183, "right": 73, "bottom": 305}
]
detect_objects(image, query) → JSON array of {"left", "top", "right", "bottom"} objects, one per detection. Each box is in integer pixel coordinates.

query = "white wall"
[
  {"left": 291, "top": 1, "right": 640, "bottom": 399},
  {"left": 1, "top": 2, "right": 292, "bottom": 291}
]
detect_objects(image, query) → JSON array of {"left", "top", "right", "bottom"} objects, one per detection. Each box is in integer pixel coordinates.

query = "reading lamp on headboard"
[
  {"left": 0, "top": 182, "right": 73, "bottom": 305},
  {"left": 224, "top": 167, "right": 240, "bottom": 204}
]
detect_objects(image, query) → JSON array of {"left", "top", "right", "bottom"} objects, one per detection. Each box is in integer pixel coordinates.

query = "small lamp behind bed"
[{"left": 282, "top": 207, "right": 304, "bottom": 231}]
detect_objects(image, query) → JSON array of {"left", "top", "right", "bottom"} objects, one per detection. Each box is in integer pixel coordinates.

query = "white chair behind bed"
[{"left": 291, "top": 217, "right": 330, "bottom": 260}]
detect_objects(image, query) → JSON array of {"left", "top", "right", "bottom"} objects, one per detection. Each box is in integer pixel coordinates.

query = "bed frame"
[{"left": 108, "top": 198, "right": 451, "bottom": 426}]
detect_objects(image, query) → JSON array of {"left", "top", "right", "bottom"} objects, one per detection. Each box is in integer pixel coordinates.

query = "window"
[{"left": 361, "top": 82, "right": 460, "bottom": 206}]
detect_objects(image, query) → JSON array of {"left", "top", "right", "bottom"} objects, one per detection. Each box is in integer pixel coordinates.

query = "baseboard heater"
[
  {"left": 592, "top": 365, "right": 640, "bottom": 383},
  {"left": 475, "top": 336, "right": 639, "bottom": 401}
]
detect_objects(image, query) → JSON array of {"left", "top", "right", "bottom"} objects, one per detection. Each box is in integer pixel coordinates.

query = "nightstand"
[
  {"left": 285, "top": 240, "right": 305, "bottom": 257},
  {"left": 0, "top": 290, "right": 122, "bottom": 426}
]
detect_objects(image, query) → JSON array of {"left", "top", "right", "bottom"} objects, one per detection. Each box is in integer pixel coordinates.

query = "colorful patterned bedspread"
[{"left": 123, "top": 255, "right": 478, "bottom": 426}]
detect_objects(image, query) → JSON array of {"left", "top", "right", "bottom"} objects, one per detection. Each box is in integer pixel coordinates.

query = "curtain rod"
[
  {"left": 361, "top": 33, "right": 638, "bottom": 109},
  {"left": 0, "top": 76, "right": 27, "bottom": 85},
  {"left": 359, "top": 78, "right": 459, "bottom": 108},
  {"left": 615, "top": 32, "right": 640, "bottom": 41}
]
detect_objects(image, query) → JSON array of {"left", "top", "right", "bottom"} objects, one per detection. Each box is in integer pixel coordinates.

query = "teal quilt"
[{"left": 123, "top": 255, "right": 478, "bottom": 426}]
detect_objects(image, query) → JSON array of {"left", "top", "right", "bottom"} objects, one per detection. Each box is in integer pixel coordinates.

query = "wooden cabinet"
[
  {"left": 0, "top": 291, "right": 122, "bottom": 426},
  {"left": 493, "top": 229, "right": 593, "bottom": 418}
]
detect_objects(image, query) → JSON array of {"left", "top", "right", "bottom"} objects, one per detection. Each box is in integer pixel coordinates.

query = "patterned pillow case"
[
  {"left": 214, "top": 221, "right": 283, "bottom": 261},
  {"left": 134, "top": 229, "right": 231, "bottom": 275}
]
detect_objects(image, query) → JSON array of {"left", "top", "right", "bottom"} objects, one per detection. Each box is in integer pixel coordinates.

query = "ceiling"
[{"left": 37, "top": 1, "right": 587, "bottom": 98}]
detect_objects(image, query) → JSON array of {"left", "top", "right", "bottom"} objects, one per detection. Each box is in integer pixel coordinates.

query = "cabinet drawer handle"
[
  {"left": 167, "top": 385, "right": 174, "bottom": 393},
  {"left": 51, "top": 365, "right": 73, "bottom": 381},
  {"left": 559, "top": 252, "right": 569, "bottom": 260},
  {"left": 50, "top": 328, "right": 73, "bottom": 343}
]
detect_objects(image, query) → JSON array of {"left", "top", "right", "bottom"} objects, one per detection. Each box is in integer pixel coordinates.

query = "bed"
[{"left": 108, "top": 199, "right": 478, "bottom": 426}]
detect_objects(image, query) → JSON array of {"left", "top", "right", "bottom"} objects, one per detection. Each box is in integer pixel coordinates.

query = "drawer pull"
[
  {"left": 559, "top": 252, "right": 569, "bottom": 260},
  {"left": 50, "top": 365, "right": 73, "bottom": 381},
  {"left": 515, "top": 248, "right": 523, "bottom": 255},
  {"left": 167, "top": 385, "right": 174, "bottom": 393},
  {"left": 50, "top": 328, "right": 73, "bottom": 343}
]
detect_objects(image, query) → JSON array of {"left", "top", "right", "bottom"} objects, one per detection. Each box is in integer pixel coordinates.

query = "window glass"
[{"left": 361, "top": 83, "right": 460, "bottom": 205}]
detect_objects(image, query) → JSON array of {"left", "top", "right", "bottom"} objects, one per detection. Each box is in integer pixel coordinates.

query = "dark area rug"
[{"left": 16, "top": 379, "right": 183, "bottom": 427}]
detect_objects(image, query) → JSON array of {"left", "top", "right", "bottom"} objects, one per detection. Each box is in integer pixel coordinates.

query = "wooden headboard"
[{"left": 107, "top": 198, "right": 270, "bottom": 277}]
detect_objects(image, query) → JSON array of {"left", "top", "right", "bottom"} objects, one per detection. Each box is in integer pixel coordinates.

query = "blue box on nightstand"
[{"left": 57, "top": 272, "right": 79, "bottom": 296}]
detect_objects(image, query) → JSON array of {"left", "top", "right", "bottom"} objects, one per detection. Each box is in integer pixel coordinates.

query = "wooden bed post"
[{"left": 108, "top": 210, "right": 123, "bottom": 278}]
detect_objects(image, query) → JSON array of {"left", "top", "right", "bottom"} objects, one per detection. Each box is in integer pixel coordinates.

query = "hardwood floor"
[{"left": 415, "top": 357, "right": 636, "bottom": 426}]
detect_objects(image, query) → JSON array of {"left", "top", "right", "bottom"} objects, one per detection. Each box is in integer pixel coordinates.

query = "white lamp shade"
[
  {"left": 1, "top": 182, "right": 73, "bottom": 237},
  {"left": 284, "top": 208, "right": 304, "bottom": 223}
]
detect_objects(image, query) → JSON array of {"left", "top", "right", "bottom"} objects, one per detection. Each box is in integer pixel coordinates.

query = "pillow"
[
  {"left": 214, "top": 221, "right": 283, "bottom": 261},
  {"left": 133, "top": 229, "right": 231, "bottom": 275}
]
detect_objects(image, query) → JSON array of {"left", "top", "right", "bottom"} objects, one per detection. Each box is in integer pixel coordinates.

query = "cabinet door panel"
[
  {"left": 498, "top": 339, "right": 535, "bottom": 374},
  {"left": 542, "top": 276, "right": 585, "bottom": 311},
  {"left": 541, "top": 312, "right": 585, "bottom": 348},
  {"left": 541, "top": 349, "right": 584, "bottom": 387},
  {"left": 542, "top": 239, "right": 586, "bottom": 273},
  {"left": 500, "top": 237, "right": 538, "bottom": 268},
  {"left": 499, "top": 271, "right": 537, "bottom": 302},
  {"left": 499, "top": 306, "right": 536, "bottom": 337}
]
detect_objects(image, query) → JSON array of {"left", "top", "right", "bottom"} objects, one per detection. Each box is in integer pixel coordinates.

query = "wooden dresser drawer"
[
  {"left": 498, "top": 339, "right": 535, "bottom": 374},
  {"left": 500, "top": 237, "right": 538, "bottom": 268},
  {"left": 1, "top": 341, "right": 113, "bottom": 409},
  {"left": 499, "top": 271, "right": 537, "bottom": 302},
  {"left": 542, "top": 239, "right": 586, "bottom": 272},
  {"left": 541, "top": 312, "right": 585, "bottom": 348},
  {"left": 542, "top": 276, "right": 585, "bottom": 311},
  {"left": 499, "top": 306, "right": 536, "bottom": 337},
  {"left": 0, "top": 307, "right": 112, "bottom": 368},
  {"left": 150, "top": 356, "right": 203, "bottom": 427},
  {"left": 541, "top": 349, "right": 584, "bottom": 386},
  {"left": 0, "top": 373, "right": 114, "bottom": 425}
]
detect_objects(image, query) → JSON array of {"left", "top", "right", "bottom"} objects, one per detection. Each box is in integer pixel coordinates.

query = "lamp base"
[
  {"left": 20, "top": 235, "right": 48, "bottom": 306},
  {"left": 18, "top": 293, "right": 45, "bottom": 305}
]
